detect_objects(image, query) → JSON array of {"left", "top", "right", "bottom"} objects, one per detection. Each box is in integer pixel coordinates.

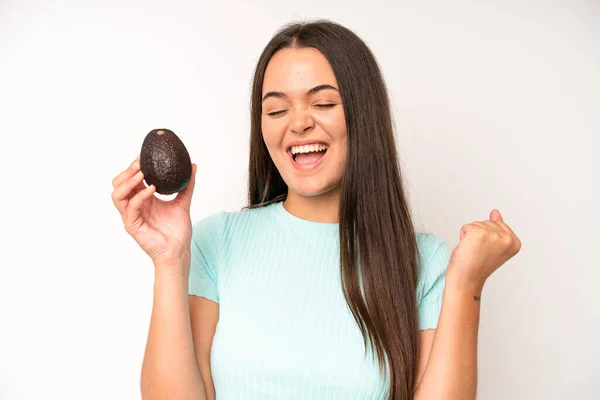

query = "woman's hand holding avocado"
[{"left": 111, "top": 156, "right": 198, "bottom": 269}]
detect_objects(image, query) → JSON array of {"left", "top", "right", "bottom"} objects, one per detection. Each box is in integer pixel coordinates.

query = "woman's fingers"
[
  {"left": 112, "top": 169, "right": 145, "bottom": 214},
  {"left": 482, "top": 220, "right": 505, "bottom": 232},
  {"left": 496, "top": 220, "right": 516, "bottom": 235},
  {"left": 124, "top": 184, "right": 156, "bottom": 231},
  {"left": 174, "top": 163, "right": 197, "bottom": 210},
  {"left": 112, "top": 156, "right": 140, "bottom": 189}
]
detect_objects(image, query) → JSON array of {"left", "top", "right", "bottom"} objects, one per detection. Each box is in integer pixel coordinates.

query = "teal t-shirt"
[{"left": 189, "top": 201, "right": 450, "bottom": 399}]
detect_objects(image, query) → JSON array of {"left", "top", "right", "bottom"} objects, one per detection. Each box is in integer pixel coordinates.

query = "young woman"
[{"left": 111, "top": 19, "right": 521, "bottom": 400}]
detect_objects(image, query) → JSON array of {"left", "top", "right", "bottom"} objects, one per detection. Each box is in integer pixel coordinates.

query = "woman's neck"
[{"left": 283, "top": 187, "right": 341, "bottom": 223}]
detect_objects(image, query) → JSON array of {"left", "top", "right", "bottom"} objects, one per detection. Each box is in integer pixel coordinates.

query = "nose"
[{"left": 290, "top": 106, "right": 315, "bottom": 135}]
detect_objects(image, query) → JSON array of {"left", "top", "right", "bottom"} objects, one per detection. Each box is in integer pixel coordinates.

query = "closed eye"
[
  {"left": 266, "top": 103, "right": 336, "bottom": 117},
  {"left": 267, "top": 110, "right": 287, "bottom": 116}
]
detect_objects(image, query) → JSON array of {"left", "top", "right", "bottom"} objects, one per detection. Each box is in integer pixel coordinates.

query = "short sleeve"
[
  {"left": 416, "top": 234, "right": 451, "bottom": 330},
  {"left": 188, "top": 211, "right": 226, "bottom": 303}
]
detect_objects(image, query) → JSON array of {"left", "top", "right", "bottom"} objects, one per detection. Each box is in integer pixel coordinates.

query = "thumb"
[
  {"left": 490, "top": 208, "right": 504, "bottom": 222},
  {"left": 175, "top": 163, "right": 197, "bottom": 209}
]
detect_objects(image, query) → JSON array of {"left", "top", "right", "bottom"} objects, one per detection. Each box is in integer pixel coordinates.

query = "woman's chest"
[{"left": 209, "top": 242, "right": 389, "bottom": 399}]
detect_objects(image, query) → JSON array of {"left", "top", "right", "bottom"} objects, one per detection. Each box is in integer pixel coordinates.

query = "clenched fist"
[{"left": 447, "top": 209, "right": 522, "bottom": 290}]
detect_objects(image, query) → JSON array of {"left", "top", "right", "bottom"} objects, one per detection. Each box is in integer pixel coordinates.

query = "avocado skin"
[{"left": 140, "top": 128, "right": 192, "bottom": 195}]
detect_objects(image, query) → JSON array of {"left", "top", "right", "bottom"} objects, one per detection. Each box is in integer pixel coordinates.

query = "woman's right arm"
[
  {"left": 111, "top": 156, "right": 215, "bottom": 400},
  {"left": 140, "top": 259, "right": 207, "bottom": 400}
]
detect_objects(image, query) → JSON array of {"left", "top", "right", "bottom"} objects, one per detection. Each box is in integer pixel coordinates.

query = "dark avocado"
[{"left": 140, "top": 128, "right": 192, "bottom": 195}]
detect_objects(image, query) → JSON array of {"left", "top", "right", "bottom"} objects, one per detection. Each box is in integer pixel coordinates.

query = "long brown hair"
[{"left": 247, "top": 20, "right": 421, "bottom": 399}]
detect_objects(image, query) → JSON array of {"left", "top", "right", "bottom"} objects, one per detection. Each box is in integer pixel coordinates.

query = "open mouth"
[{"left": 288, "top": 143, "right": 328, "bottom": 165}]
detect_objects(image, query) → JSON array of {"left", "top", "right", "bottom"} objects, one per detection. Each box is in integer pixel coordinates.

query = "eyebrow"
[{"left": 262, "top": 84, "right": 339, "bottom": 102}]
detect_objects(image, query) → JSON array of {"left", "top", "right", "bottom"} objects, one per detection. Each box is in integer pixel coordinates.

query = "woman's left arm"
[
  {"left": 414, "top": 209, "right": 522, "bottom": 400},
  {"left": 413, "top": 272, "right": 484, "bottom": 399}
]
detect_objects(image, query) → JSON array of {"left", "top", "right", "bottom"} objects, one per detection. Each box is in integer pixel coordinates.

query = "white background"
[{"left": 1, "top": 0, "right": 599, "bottom": 399}]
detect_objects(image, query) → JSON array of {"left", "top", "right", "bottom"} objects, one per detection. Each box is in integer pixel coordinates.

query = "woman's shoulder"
[
  {"left": 191, "top": 202, "right": 279, "bottom": 238},
  {"left": 416, "top": 231, "right": 447, "bottom": 253},
  {"left": 415, "top": 231, "right": 451, "bottom": 272}
]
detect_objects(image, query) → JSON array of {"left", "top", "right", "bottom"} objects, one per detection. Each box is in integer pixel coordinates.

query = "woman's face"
[{"left": 261, "top": 47, "right": 347, "bottom": 198}]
